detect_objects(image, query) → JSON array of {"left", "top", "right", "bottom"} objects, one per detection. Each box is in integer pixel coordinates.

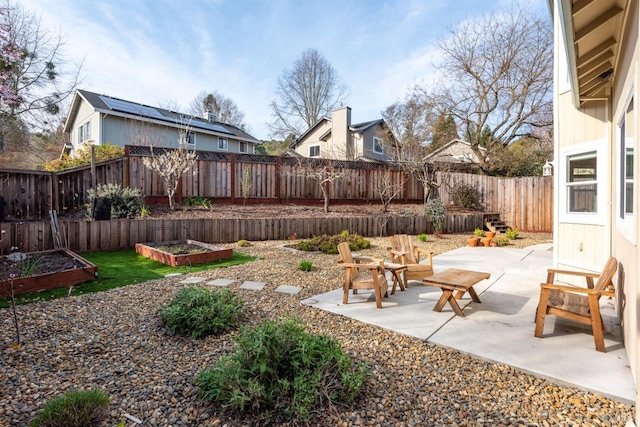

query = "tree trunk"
[{"left": 321, "top": 184, "right": 330, "bottom": 213}]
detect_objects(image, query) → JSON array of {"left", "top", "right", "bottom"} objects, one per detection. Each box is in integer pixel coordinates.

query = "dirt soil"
[
  {"left": 1, "top": 250, "right": 87, "bottom": 279},
  {"left": 78, "top": 203, "right": 475, "bottom": 221}
]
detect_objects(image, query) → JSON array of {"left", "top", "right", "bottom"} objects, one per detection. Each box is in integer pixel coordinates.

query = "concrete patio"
[{"left": 302, "top": 243, "right": 636, "bottom": 404}]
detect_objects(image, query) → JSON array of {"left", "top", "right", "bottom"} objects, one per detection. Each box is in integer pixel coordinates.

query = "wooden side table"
[
  {"left": 384, "top": 262, "right": 408, "bottom": 295},
  {"left": 423, "top": 268, "right": 491, "bottom": 317}
]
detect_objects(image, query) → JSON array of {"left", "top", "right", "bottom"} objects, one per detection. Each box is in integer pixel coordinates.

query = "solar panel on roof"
[
  {"left": 189, "top": 120, "right": 233, "bottom": 135},
  {"left": 100, "top": 96, "right": 166, "bottom": 121}
]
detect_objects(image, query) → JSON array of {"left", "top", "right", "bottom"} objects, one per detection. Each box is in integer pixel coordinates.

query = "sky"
[{"left": 22, "top": 0, "right": 547, "bottom": 141}]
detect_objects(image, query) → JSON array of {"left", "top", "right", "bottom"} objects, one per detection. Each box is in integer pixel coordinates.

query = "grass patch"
[{"left": 0, "top": 249, "right": 255, "bottom": 308}]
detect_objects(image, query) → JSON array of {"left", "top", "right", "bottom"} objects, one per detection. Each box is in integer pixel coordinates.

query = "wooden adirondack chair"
[
  {"left": 388, "top": 234, "right": 434, "bottom": 283},
  {"left": 337, "top": 242, "right": 389, "bottom": 309},
  {"left": 534, "top": 257, "right": 618, "bottom": 352}
]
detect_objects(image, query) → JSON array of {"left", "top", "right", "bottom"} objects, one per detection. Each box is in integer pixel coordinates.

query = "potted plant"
[
  {"left": 467, "top": 236, "right": 480, "bottom": 247},
  {"left": 481, "top": 236, "right": 493, "bottom": 247},
  {"left": 485, "top": 231, "right": 497, "bottom": 239},
  {"left": 473, "top": 228, "right": 486, "bottom": 237}
]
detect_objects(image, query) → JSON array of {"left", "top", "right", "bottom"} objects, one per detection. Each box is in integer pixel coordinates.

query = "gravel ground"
[{"left": 0, "top": 231, "right": 635, "bottom": 426}]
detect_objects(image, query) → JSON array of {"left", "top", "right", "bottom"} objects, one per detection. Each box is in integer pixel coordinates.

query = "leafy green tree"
[
  {"left": 429, "top": 113, "right": 459, "bottom": 153},
  {"left": 256, "top": 137, "right": 291, "bottom": 156},
  {"left": 486, "top": 137, "right": 553, "bottom": 177}
]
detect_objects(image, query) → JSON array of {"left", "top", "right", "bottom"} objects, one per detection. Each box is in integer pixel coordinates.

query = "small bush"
[
  {"left": 295, "top": 230, "right": 370, "bottom": 254},
  {"left": 236, "top": 239, "right": 252, "bottom": 247},
  {"left": 473, "top": 227, "right": 486, "bottom": 237},
  {"left": 40, "top": 143, "right": 124, "bottom": 171},
  {"left": 417, "top": 233, "right": 428, "bottom": 242},
  {"left": 496, "top": 237, "right": 510, "bottom": 246},
  {"left": 298, "top": 260, "right": 313, "bottom": 272},
  {"left": 424, "top": 199, "right": 446, "bottom": 235},
  {"left": 86, "top": 183, "right": 143, "bottom": 219},
  {"left": 184, "top": 196, "right": 212, "bottom": 208},
  {"left": 30, "top": 389, "right": 109, "bottom": 427},
  {"left": 505, "top": 227, "right": 520, "bottom": 240},
  {"left": 158, "top": 286, "right": 243, "bottom": 338},
  {"left": 196, "top": 317, "right": 368, "bottom": 423},
  {"left": 451, "top": 183, "right": 482, "bottom": 210}
]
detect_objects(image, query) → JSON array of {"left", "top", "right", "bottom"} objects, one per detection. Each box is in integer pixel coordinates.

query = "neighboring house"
[
  {"left": 424, "top": 139, "right": 485, "bottom": 171},
  {"left": 551, "top": 0, "right": 638, "bottom": 420},
  {"left": 290, "top": 106, "right": 394, "bottom": 162},
  {"left": 62, "top": 89, "right": 260, "bottom": 156}
]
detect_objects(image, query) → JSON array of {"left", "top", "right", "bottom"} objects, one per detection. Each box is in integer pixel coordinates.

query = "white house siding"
[
  {"left": 294, "top": 121, "right": 331, "bottom": 158},
  {"left": 555, "top": 94, "right": 609, "bottom": 275},
  {"left": 553, "top": 1, "right": 639, "bottom": 417},
  {"left": 71, "top": 101, "right": 98, "bottom": 152},
  {"left": 609, "top": 0, "right": 639, "bottom": 403}
]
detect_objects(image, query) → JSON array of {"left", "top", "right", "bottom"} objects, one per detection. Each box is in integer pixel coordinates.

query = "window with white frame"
[
  {"left": 559, "top": 142, "right": 606, "bottom": 225},
  {"left": 373, "top": 136, "right": 383, "bottom": 154},
  {"left": 566, "top": 151, "right": 598, "bottom": 214},
  {"left": 218, "top": 137, "right": 228, "bottom": 150},
  {"left": 617, "top": 96, "right": 635, "bottom": 240},
  {"left": 77, "top": 121, "right": 90, "bottom": 144},
  {"left": 309, "top": 144, "right": 320, "bottom": 157},
  {"left": 239, "top": 141, "right": 248, "bottom": 153},
  {"left": 180, "top": 131, "right": 196, "bottom": 147}
]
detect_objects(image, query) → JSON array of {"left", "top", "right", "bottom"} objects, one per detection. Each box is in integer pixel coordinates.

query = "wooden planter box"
[
  {"left": 1, "top": 249, "right": 97, "bottom": 296},
  {"left": 135, "top": 240, "right": 233, "bottom": 267}
]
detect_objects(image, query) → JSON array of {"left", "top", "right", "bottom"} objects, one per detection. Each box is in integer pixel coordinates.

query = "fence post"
[
  {"left": 230, "top": 153, "right": 236, "bottom": 204},
  {"left": 365, "top": 163, "right": 370, "bottom": 203},
  {"left": 276, "top": 156, "right": 281, "bottom": 203}
]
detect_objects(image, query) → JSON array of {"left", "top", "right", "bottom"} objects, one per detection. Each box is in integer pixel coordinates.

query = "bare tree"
[
  {"left": 284, "top": 157, "right": 344, "bottom": 213},
  {"left": 188, "top": 90, "right": 247, "bottom": 130},
  {"left": 431, "top": 3, "right": 552, "bottom": 170},
  {"left": 0, "top": 0, "right": 81, "bottom": 129},
  {"left": 142, "top": 128, "right": 197, "bottom": 210},
  {"left": 376, "top": 167, "right": 405, "bottom": 213},
  {"left": 382, "top": 91, "right": 439, "bottom": 203},
  {"left": 269, "top": 48, "right": 347, "bottom": 138}
]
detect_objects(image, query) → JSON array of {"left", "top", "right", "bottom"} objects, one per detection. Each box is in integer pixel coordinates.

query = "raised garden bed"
[
  {"left": 135, "top": 240, "right": 233, "bottom": 267},
  {"left": 1, "top": 249, "right": 97, "bottom": 296}
]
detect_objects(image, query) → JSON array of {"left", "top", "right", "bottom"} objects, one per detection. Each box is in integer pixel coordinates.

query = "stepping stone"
[
  {"left": 179, "top": 277, "right": 207, "bottom": 284},
  {"left": 165, "top": 273, "right": 182, "bottom": 278},
  {"left": 239, "top": 281, "right": 267, "bottom": 290},
  {"left": 206, "top": 278, "right": 235, "bottom": 287},
  {"left": 274, "top": 285, "right": 302, "bottom": 295}
]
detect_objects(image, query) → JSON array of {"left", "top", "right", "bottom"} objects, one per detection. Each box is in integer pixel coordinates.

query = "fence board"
[{"left": 1, "top": 152, "right": 552, "bottom": 232}]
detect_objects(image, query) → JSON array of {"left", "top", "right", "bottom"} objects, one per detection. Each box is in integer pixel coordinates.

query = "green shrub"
[
  {"left": 86, "top": 183, "right": 144, "bottom": 219},
  {"left": 30, "top": 389, "right": 109, "bottom": 427},
  {"left": 298, "top": 260, "right": 313, "bottom": 272},
  {"left": 417, "top": 233, "right": 428, "bottom": 242},
  {"left": 505, "top": 227, "right": 520, "bottom": 240},
  {"left": 40, "top": 143, "right": 124, "bottom": 171},
  {"left": 295, "top": 230, "right": 370, "bottom": 254},
  {"left": 196, "top": 317, "right": 368, "bottom": 423},
  {"left": 451, "top": 183, "right": 482, "bottom": 210},
  {"left": 184, "top": 196, "right": 212, "bottom": 208},
  {"left": 424, "top": 199, "right": 446, "bottom": 235},
  {"left": 496, "top": 237, "right": 510, "bottom": 246},
  {"left": 158, "top": 286, "right": 243, "bottom": 338},
  {"left": 236, "top": 239, "right": 252, "bottom": 247},
  {"left": 473, "top": 227, "right": 486, "bottom": 237}
]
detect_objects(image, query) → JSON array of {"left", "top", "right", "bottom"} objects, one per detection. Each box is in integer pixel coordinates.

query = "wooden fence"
[
  {"left": 0, "top": 213, "right": 486, "bottom": 253},
  {"left": 0, "top": 147, "right": 553, "bottom": 233},
  {"left": 435, "top": 172, "right": 554, "bottom": 233}
]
